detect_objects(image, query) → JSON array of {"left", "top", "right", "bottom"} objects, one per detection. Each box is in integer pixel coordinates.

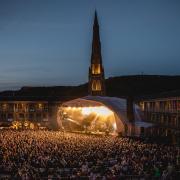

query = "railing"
[{"left": 143, "top": 108, "right": 180, "bottom": 113}]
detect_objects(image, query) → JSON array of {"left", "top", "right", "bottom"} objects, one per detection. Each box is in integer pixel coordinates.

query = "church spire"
[
  {"left": 88, "top": 11, "right": 106, "bottom": 96},
  {"left": 91, "top": 11, "right": 101, "bottom": 64},
  {"left": 94, "top": 10, "right": 98, "bottom": 26}
]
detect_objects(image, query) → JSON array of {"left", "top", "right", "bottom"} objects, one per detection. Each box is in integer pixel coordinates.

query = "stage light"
[
  {"left": 81, "top": 107, "right": 92, "bottom": 115},
  {"left": 61, "top": 105, "right": 117, "bottom": 134},
  {"left": 67, "top": 107, "right": 71, "bottom": 110},
  {"left": 113, "top": 122, "right": 117, "bottom": 130},
  {"left": 81, "top": 106, "right": 113, "bottom": 117}
]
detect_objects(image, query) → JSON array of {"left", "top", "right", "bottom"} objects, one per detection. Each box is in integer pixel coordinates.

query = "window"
[
  {"left": 92, "top": 80, "right": 101, "bottom": 91},
  {"left": 37, "top": 103, "right": 43, "bottom": 111},
  {"left": 92, "top": 64, "right": 101, "bottom": 74},
  {"left": 29, "top": 114, "right": 34, "bottom": 121},
  {"left": 19, "top": 113, "right": 24, "bottom": 119},
  {"left": 29, "top": 104, "right": 35, "bottom": 112},
  {"left": 36, "top": 113, "right": 42, "bottom": 121},
  {"left": 7, "top": 114, "right": 13, "bottom": 122},
  {"left": 2, "top": 104, "right": 8, "bottom": 111},
  {"left": 7, "top": 104, "right": 14, "bottom": 111}
]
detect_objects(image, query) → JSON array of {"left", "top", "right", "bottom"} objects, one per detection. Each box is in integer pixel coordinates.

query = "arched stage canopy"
[{"left": 59, "top": 96, "right": 153, "bottom": 136}]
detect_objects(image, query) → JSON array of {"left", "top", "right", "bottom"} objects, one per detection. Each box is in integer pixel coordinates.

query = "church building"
[{"left": 89, "top": 11, "right": 106, "bottom": 96}]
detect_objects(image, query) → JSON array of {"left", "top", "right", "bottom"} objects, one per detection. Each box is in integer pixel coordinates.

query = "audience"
[{"left": 0, "top": 130, "right": 179, "bottom": 179}]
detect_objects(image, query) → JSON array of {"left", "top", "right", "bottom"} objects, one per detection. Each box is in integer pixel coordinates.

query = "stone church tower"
[{"left": 88, "top": 11, "right": 106, "bottom": 96}]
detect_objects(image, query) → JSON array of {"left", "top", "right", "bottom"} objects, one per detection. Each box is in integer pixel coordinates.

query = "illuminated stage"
[
  {"left": 58, "top": 96, "right": 153, "bottom": 136},
  {"left": 60, "top": 105, "right": 116, "bottom": 134}
]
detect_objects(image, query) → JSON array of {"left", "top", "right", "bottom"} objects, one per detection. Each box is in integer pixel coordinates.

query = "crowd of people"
[{"left": 0, "top": 130, "right": 179, "bottom": 179}]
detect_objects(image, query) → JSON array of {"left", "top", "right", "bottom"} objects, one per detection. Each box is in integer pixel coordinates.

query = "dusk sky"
[{"left": 0, "top": 0, "right": 180, "bottom": 91}]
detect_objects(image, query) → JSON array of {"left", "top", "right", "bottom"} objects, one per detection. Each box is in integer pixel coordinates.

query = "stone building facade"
[
  {"left": 139, "top": 97, "right": 180, "bottom": 143},
  {"left": 0, "top": 98, "right": 61, "bottom": 129}
]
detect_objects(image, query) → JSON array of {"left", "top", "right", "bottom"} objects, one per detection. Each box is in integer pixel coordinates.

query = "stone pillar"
[
  {"left": 127, "top": 96, "right": 135, "bottom": 136},
  {"left": 48, "top": 101, "right": 60, "bottom": 130}
]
